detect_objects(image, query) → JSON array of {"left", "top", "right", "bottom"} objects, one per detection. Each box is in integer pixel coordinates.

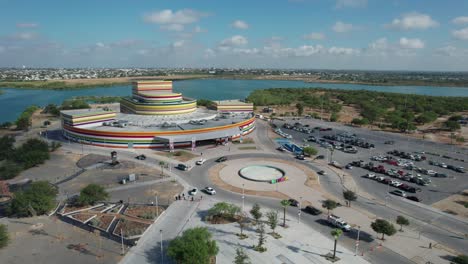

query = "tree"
[
  {"left": 78, "top": 184, "right": 109, "bottom": 206},
  {"left": 207, "top": 202, "right": 240, "bottom": 221},
  {"left": 0, "top": 135, "right": 15, "bottom": 161},
  {"left": 255, "top": 222, "right": 267, "bottom": 252},
  {"left": 0, "top": 224, "right": 9, "bottom": 249},
  {"left": 234, "top": 247, "right": 251, "bottom": 264},
  {"left": 330, "top": 228, "right": 343, "bottom": 259},
  {"left": 0, "top": 161, "right": 22, "bottom": 180},
  {"left": 266, "top": 211, "right": 278, "bottom": 235},
  {"left": 396, "top": 216, "right": 409, "bottom": 232},
  {"left": 371, "top": 219, "right": 397, "bottom": 240},
  {"left": 250, "top": 203, "right": 262, "bottom": 224},
  {"left": 159, "top": 161, "right": 165, "bottom": 176},
  {"left": 303, "top": 146, "right": 318, "bottom": 156},
  {"left": 167, "top": 227, "right": 219, "bottom": 264},
  {"left": 322, "top": 199, "right": 338, "bottom": 215},
  {"left": 296, "top": 103, "right": 304, "bottom": 116},
  {"left": 9, "top": 181, "right": 57, "bottom": 217},
  {"left": 330, "top": 112, "right": 339, "bottom": 122},
  {"left": 445, "top": 120, "right": 461, "bottom": 131},
  {"left": 280, "top": 200, "right": 290, "bottom": 227},
  {"left": 343, "top": 190, "right": 357, "bottom": 207},
  {"left": 452, "top": 255, "right": 468, "bottom": 264},
  {"left": 237, "top": 212, "right": 249, "bottom": 239}
]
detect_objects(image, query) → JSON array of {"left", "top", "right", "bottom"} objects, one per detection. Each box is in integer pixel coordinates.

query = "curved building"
[{"left": 61, "top": 81, "right": 256, "bottom": 149}]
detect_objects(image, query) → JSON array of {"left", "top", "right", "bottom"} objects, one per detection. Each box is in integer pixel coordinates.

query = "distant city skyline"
[{"left": 1, "top": 0, "right": 468, "bottom": 70}]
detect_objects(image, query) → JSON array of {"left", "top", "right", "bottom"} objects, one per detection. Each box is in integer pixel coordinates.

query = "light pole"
[
  {"left": 355, "top": 225, "right": 361, "bottom": 256},
  {"left": 242, "top": 184, "right": 245, "bottom": 212},
  {"left": 120, "top": 228, "right": 125, "bottom": 255},
  {"left": 298, "top": 196, "right": 302, "bottom": 223},
  {"left": 385, "top": 181, "right": 390, "bottom": 206},
  {"left": 155, "top": 195, "right": 159, "bottom": 217},
  {"left": 160, "top": 229, "right": 163, "bottom": 264}
]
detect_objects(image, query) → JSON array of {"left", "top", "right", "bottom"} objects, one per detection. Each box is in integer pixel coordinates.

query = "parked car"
[
  {"left": 276, "top": 146, "right": 286, "bottom": 152},
  {"left": 216, "top": 156, "right": 228, "bottom": 162},
  {"left": 135, "top": 154, "right": 146, "bottom": 160},
  {"left": 177, "top": 163, "right": 190, "bottom": 171},
  {"left": 384, "top": 140, "right": 395, "bottom": 145},
  {"left": 315, "top": 155, "right": 325, "bottom": 160},
  {"left": 327, "top": 215, "right": 351, "bottom": 232},
  {"left": 318, "top": 170, "right": 327, "bottom": 175},
  {"left": 303, "top": 205, "right": 322, "bottom": 215},
  {"left": 345, "top": 164, "right": 353, "bottom": 169},
  {"left": 196, "top": 158, "right": 206, "bottom": 165},
  {"left": 406, "top": 196, "right": 421, "bottom": 202},
  {"left": 288, "top": 199, "right": 299, "bottom": 207},
  {"left": 296, "top": 154, "right": 305, "bottom": 160},
  {"left": 204, "top": 187, "right": 216, "bottom": 195},
  {"left": 390, "top": 190, "right": 407, "bottom": 197},
  {"left": 188, "top": 188, "right": 198, "bottom": 195}
]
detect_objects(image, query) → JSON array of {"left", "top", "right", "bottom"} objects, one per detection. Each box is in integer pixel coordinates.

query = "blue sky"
[{"left": 1, "top": 0, "right": 468, "bottom": 70}]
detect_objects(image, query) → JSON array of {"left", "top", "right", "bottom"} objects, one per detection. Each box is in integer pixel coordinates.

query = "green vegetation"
[
  {"left": 77, "top": 184, "right": 109, "bottom": 205},
  {"left": 197, "top": 98, "right": 216, "bottom": 108},
  {"left": 206, "top": 202, "right": 240, "bottom": 222},
  {"left": 280, "top": 199, "right": 290, "bottom": 227},
  {"left": 72, "top": 96, "right": 122, "bottom": 104},
  {"left": 303, "top": 146, "right": 318, "bottom": 156},
  {"left": 248, "top": 88, "right": 468, "bottom": 131},
  {"left": 9, "top": 181, "right": 57, "bottom": 217},
  {"left": 266, "top": 210, "right": 280, "bottom": 238},
  {"left": 0, "top": 224, "right": 9, "bottom": 249},
  {"left": 250, "top": 203, "right": 263, "bottom": 224},
  {"left": 15, "top": 105, "right": 39, "bottom": 130},
  {"left": 396, "top": 216, "right": 409, "bottom": 231},
  {"left": 0, "top": 137, "right": 51, "bottom": 180},
  {"left": 452, "top": 255, "right": 468, "bottom": 264},
  {"left": 234, "top": 247, "right": 251, "bottom": 264},
  {"left": 371, "top": 219, "right": 397, "bottom": 240},
  {"left": 42, "top": 104, "right": 61, "bottom": 116},
  {"left": 61, "top": 99, "right": 90, "bottom": 110},
  {"left": 254, "top": 222, "right": 267, "bottom": 252},
  {"left": 330, "top": 228, "right": 343, "bottom": 259},
  {"left": 343, "top": 190, "right": 357, "bottom": 207},
  {"left": 167, "top": 227, "right": 219, "bottom": 264},
  {"left": 322, "top": 199, "right": 338, "bottom": 215},
  {"left": 296, "top": 103, "right": 304, "bottom": 116}
]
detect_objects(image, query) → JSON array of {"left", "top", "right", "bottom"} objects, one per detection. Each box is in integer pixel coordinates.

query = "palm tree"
[
  {"left": 280, "top": 200, "right": 290, "bottom": 227},
  {"left": 159, "top": 161, "right": 165, "bottom": 176},
  {"left": 331, "top": 229, "right": 343, "bottom": 259}
]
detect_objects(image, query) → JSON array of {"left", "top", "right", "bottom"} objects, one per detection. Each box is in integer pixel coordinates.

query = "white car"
[
  {"left": 366, "top": 173, "right": 376, "bottom": 179},
  {"left": 204, "top": 187, "right": 216, "bottom": 195},
  {"left": 188, "top": 188, "right": 198, "bottom": 196},
  {"left": 196, "top": 158, "right": 206, "bottom": 165}
]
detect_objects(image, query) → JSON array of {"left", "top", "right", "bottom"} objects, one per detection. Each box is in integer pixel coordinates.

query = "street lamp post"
[
  {"left": 298, "top": 196, "right": 302, "bottom": 223},
  {"left": 242, "top": 184, "right": 245, "bottom": 213},
  {"left": 355, "top": 225, "right": 361, "bottom": 256},
  {"left": 120, "top": 228, "right": 125, "bottom": 255},
  {"left": 160, "top": 229, "right": 163, "bottom": 264},
  {"left": 385, "top": 181, "right": 390, "bottom": 206},
  {"left": 155, "top": 195, "right": 159, "bottom": 217}
]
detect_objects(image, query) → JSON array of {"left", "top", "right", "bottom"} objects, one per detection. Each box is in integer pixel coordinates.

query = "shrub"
[
  {"left": 9, "top": 181, "right": 57, "bottom": 217},
  {"left": 77, "top": 184, "right": 109, "bottom": 206}
]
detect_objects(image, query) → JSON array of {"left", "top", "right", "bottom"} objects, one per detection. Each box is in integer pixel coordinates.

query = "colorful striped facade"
[
  {"left": 122, "top": 80, "right": 197, "bottom": 115},
  {"left": 61, "top": 110, "right": 117, "bottom": 128},
  {"left": 62, "top": 117, "right": 256, "bottom": 149},
  {"left": 215, "top": 100, "right": 254, "bottom": 113}
]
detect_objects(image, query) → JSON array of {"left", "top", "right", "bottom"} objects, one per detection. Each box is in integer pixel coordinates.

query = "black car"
[
  {"left": 276, "top": 146, "right": 286, "bottom": 152},
  {"left": 303, "top": 205, "right": 322, "bottom": 215},
  {"left": 315, "top": 155, "right": 325, "bottom": 160},
  {"left": 384, "top": 140, "right": 395, "bottom": 145},
  {"left": 288, "top": 199, "right": 299, "bottom": 207},
  {"left": 296, "top": 154, "right": 305, "bottom": 160},
  {"left": 135, "top": 154, "right": 146, "bottom": 160},
  {"left": 406, "top": 196, "right": 421, "bottom": 202},
  {"left": 216, "top": 156, "right": 228, "bottom": 162}
]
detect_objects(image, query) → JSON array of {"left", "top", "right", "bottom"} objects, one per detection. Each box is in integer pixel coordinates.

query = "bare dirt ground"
[
  {"left": 108, "top": 181, "right": 183, "bottom": 205},
  {"left": 159, "top": 150, "right": 198, "bottom": 162},
  {"left": 0, "top": 216, "right": 122, "bottom": 264},
  {"left": 432, "top": 190, "right": 468, "bottom": 219}
]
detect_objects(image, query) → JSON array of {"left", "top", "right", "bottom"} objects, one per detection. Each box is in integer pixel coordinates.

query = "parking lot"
[{"left": 271, "top": 117, "right": 468, "bottom": 206}]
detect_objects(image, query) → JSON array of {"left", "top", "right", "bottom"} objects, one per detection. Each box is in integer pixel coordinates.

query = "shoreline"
[{"left": 1, "top": 74, "right": 468, "bottom": 90}]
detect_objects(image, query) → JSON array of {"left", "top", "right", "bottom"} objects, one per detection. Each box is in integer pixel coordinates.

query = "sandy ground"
[{"left": 432, "top": 190, "right": 468, "bottom": 219}]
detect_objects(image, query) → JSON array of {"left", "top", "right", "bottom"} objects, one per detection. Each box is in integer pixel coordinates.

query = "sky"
[{"left": 1, "top": 0, "right": 468, "bottom": 71}]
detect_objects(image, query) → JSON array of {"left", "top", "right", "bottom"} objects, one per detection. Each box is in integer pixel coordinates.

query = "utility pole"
[
  {"left": 298, "top": 196, "right": 302, "bottom": 223},
  {"left": 241, "top": 184, "right": 245, "bottom": 213},
  {"left": 160, "top": 229, "right": 164, "bottom": 264},
  {"left": 355, "top": 225, "right": 361, "bottom": 256},
  {"left": 156, "top": 195, "right": 159, "bottom": 217},
  {"left": 120, "top": 228, "right": 125, "bottom": 255}
]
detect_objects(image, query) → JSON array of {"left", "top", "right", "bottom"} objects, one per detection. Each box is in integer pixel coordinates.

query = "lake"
[{"left": 1, "top": 79, "right": 467, "bottom": 123}]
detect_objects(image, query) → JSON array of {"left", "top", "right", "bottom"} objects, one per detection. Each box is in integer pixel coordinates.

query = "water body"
[{"left": 0, "top": 79, "right": 467, "bottom": 123}]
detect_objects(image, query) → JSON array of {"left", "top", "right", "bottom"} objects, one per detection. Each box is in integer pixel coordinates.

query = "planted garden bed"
[
  {"left": 70, "top": 213, "right": 96, "bottom": 223},
  {"left": 88, "top": 215, "right": 115, "bottom": 231},
  {"left": 124, "top": 205, "right": 164, "bottom": 220},
  {"left": 113, "top": 219, "right": 150, "bottom": 238}
]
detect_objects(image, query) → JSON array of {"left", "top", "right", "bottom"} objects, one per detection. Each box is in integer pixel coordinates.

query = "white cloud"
[
  {"left": 16, "top": 23, "right": 39, "bottom": 28},
  {"left": 194, "top": 26, "right": 206, "bottom": 33},
  {"left": 435, "top": 46, "right": 457, "bottom": 56},
  {"left": 11, "top": 32, "right": 38, "bottom": 40},
  {"left": 160, "top": 24, "right": 184, "bottom": 31},
  {"left": 231, "top": 20, "right": 249, "bottom": 30},
  {"left": 303, "top": 32, "right": 325, "bottom": 40},
  {"left": 328, "top": 46, "right": 360, "bottom": 55},
  {"left": 332, "top": 21, "right": 354, "bottom": 33},
  {"left": 335, "top": 0, "right": 367, "bottom": 9},
  {"left": 143, "top": 9, "right": 207, "bottom": 25},
  {"left": 219, "top": 35, "right": 248, "bottom": 47},
  {"left": 95, "top": 42, "right": 106, "bottom": 48},
  {"left": 386, "top": 12, "right": 439, "bottom": 30},
  {"left": 453, "top": 27, "right": 468, "bottom": 40},
  {"left": 369, "top": 38, "right": 389, "bottom": 51},
  {"left": 399, "top": 37, "right": 425, "bottom": 49},
  {"left": 452, "top": 16, "right": 468, "bottom": 25}
]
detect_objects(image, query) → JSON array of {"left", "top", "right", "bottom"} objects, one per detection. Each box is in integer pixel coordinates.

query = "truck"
[{"left": 327, "top": 215, "right": 352, "bottom": 232}]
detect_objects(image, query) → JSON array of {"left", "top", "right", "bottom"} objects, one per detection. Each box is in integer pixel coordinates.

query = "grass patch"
[
  {"left": 268, "top": 232, "right": 282, "bottom": 239},
  {"left": 162, "top": 150, "right": 197, "bottom": 162},
  {"left": 236, "top": 233, "right": 248, "bottom": 240},
  {"left": 232, "top": 138, "right": 255, "bottom": 144},
  {"left": 238, "top": 146, "right": 257, "bottom": 150}
]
